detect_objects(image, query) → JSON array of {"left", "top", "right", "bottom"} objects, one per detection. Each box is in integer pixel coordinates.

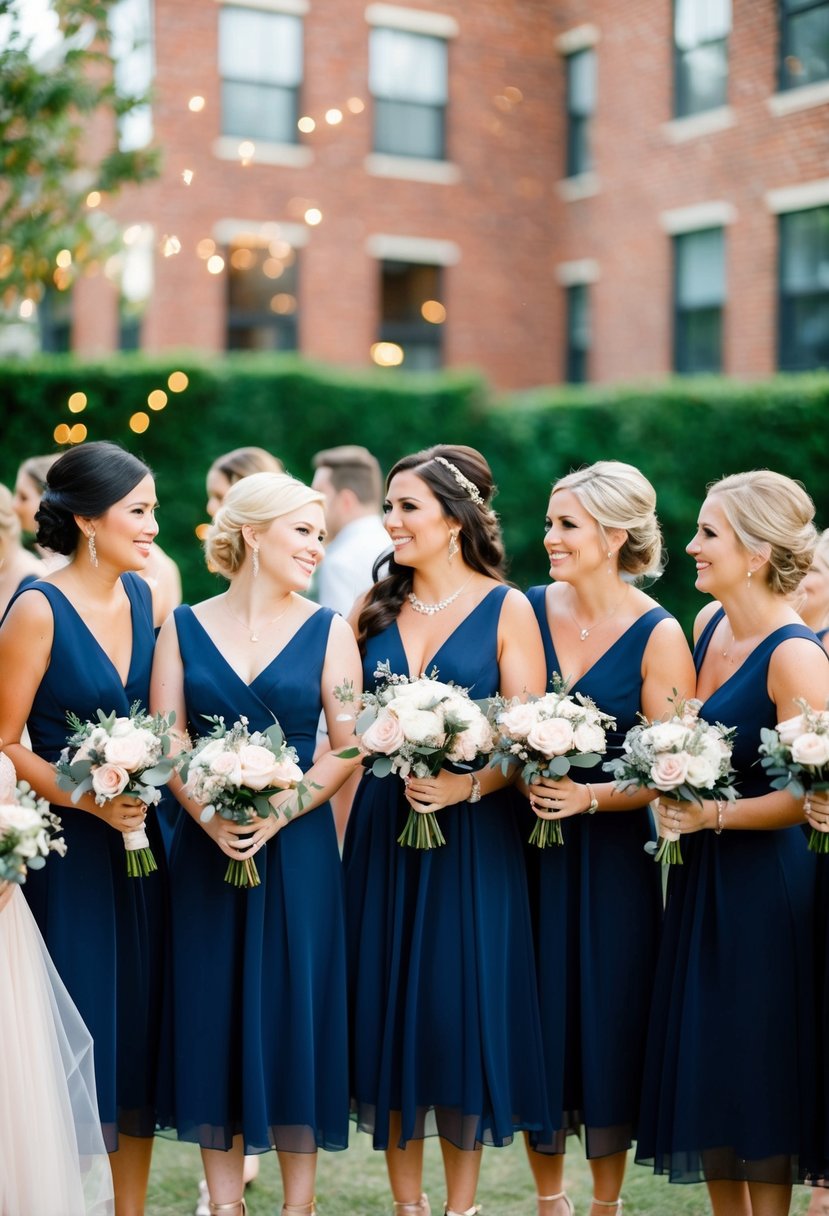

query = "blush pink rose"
[
  {"left": 104, "top": 729, "right": 155, "bottom": 772},
  {"left": 361, "top": 709, "right": 406, "bottom": 755},
  {"left": 238, "top": 744, "right": 279, "bottom": 790},
  {"left": 776, "top": 715, "right": 806, "bottom": 746},
  {"left": 209, "top": 750, "right": 243, "bottom": 785},
  {"left": 650, "top": 752, "right": 691, "bottom": 791},
  {"left": 791, "top": 732, "right": 829, "bottom": 768},
  {"left": 268, "top": 758, "right": 303, "bottom": 789},
  {"left": 573, "top": 722, "right": 606, "bottom": 754},
  {"left": 499, "top": 703, "right": 538, "bottom": 739},
  {"left": 91, "top": 763, "right": 130, "bottom": 800},
  {"left": 526, "top": 718, "right": 574, "bottom": 757}
]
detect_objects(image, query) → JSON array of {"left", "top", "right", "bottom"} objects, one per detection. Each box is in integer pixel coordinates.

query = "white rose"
[
  {"left": 0, "top": 755, "right": 16, "bottom": 803},
  {"left": 776, "top": 715, "right": 806, "bottom": 746},
  {"left": 684, "top": 752, "right": 720, "bottom": 789},
  {"left": 109, "top": 717, "right": 134, "bottom": 738},
  {"left": 526, "top": 717, "right": 574, "bottom": 757},
  {"left": 0, "top": 803, "right": 43, "bottom": 834},
  {"left": 104, "top": 728, "right": 156, "bottom": 772},
  {"left": 550, "top": 697, "right": 582, "bottom": 720},
  {"left": 791, "top": 733, "right": 829, "bottom": 769},
  {"left": 447, "top": 712, "right": 494, "bottom": 762},
  {"left": 208, "top": 750, "right": 243, "bottom": 786},
  {"left": 573, "top": 722, "right": 607, "bottom": 754},
  {"left": 191, "top": 738, "right": 227, "bottom": 768},
  {"left": 237, "top": 743, "right": 281, "bottom": 790},
  {"left": 390, "top": 682, "right": 447, "bottom": 711},
  {"left": 499, "top": 702, "right": 538, "bottom": 739},
  {"left": 643, "top": 722, "right": 692, "bottom": 753},
  {"left": 394, "top": 705, "right": 446, "bottom": 745}
]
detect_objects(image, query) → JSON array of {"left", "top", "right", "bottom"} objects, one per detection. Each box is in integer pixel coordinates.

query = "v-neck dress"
[
  {"left": 164, "top": 604, "right": 348, "bottom": 1154},
  {"left": 526, "top": 587, "right": 666, "bottom": 1158},
  {"left": 342, "top": 586, "right": 549, "bottom": 1150},
  {"left": 635, "top": 609, "right": 825, "bottom": 1185},
  {"left": 18, "top": 574, "right": 167, "bottom": 1151}
]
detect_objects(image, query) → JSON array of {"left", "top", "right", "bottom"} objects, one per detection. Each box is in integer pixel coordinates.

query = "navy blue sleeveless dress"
[
  {"left": 635, "top": 610, "right": 824, "bottom": 1184},
  {"left": 165, "top": 604, "right": 348, "bottom": 1154},
  {"left": 19, "top": 574, "right": 166, "bottom": 1150},
  {"left": 525, "top": 587, "right": 665, "bottom": 1158},
  {"left": 343, "top": 586, "right": 548, "bottom": 1150}
]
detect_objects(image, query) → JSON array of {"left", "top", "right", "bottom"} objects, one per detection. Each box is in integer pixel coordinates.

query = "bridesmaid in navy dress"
[
  {"left": 0, "top": 481, "right": 42, "bottom": 616},
  {"left": 521, "top": 461, "right": 695, "bottom": 1216},
  {"left": 0, "top": 441, "right": 167, "bottom": 1215},
  {"left": 344, "top": 445, "right": 549, "bottom": 1216},
  {"left": 151, "top": 472, "right": 362, "bottom": 1216},
  {"left": 636, "top": 470, "right": 829, "bottom": 1216}
]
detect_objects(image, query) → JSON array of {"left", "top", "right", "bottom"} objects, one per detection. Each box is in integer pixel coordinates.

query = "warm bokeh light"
[
  {"left": 123, "top": 224, "right": 142, "bottom": 246},
  {"left": 346, "top": 96, "right": 365, "bottom": 114},
  {"left": 181, "top": 169, "right": 194, "bottom": 185},
  {"left": 129, "top": 412, "right": 150, "bottom": 434},
  {"left": 207, "top": 255, "right": 225, "bottom": 275},
  {"left": 297, "top": 116, "right": 316, "bottom": 133},
  {"left": 161, "top": 235, "right": 182, "bottom": 257},
  {"left": 238, "top": 140, "right": 255, "bottom": 164},
  {"left": 19, "top": 299, "right": 35, "bottom": 319},
  {"left": 147, "top": 389, "right": 168, "bottom": 411},
  {"left": 68, "top": 391, "right": 87, "bottom": 413},
  {"left": 53, "top": 423, "right": 71, "bottom": 444},
  {"left": 168, "top": 371, "right": 189, "bottom": 393},
  {"left": 269, "top": 293, "right": 297, "bottom": 314},
  {"left": 53, "top": 267, "right": 71, "bottom": 290},
  {"left": 195, "top": 522, "right": 210, "bottom": 541},
  {"left": 269, "top": 240, "right": 293, "bottom": 260},
  {"left": 231, "top": 247, "right": 255, "bottom": 270},
  {"left": 86, "top": 191, "right": 101, "bottom": 208},
  {"left": 421, "top": 300, "right": 446, "bottom": 324},
  {"left": 304, "top": 208, "right": 322, "bottom": 226},
  {"left": 325, "top": 108, "right": 343, "bottom": 125},
  {"left": 56, "top": 249, "right": 72, "bottom": 268},
  {"left": 262, "top": 258, "right": 284, "bottom": 279},
  {"left": 68, "top": 423, "right": 87, "bottom": 444},
  {"left": 196, "top": 238, "right": 215, "bottom": 260},
  {"left": 188, "top": 95, "right": 205, "bottom": 112},
  {"left": 370, "top": 341, "right": 405, "bottom": 367}
]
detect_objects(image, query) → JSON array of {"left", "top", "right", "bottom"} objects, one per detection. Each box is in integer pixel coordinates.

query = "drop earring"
[
  {"left": 747, "top": 569, "right": 752, "bottom": 587},
  {"left": 448, "top": 531, "right": 459, "bottom": 561},
  {"left": 87, "top": 531, "right": 98, "bottom": 567},
  {"left": 252, "top": 548, "right": 260, "bottom": 577}
]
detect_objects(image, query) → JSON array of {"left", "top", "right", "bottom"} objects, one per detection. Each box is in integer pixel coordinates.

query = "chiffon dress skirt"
[
  {"left": 164, "top": 605, "right": 348, "bottom": 1154},
  {"left": 0, "top": 886, "right": 113, "bottom": 1216},
  {"left": 635, "top": 611, "right": 825, "bottom": 1185},
  {"left": 16, "top": 574, "right": 168, "bottom": 1150},
  {"left": 525, "top": 587, "right": 666, "bottom": 1158},
  {"left": 343, "top": 586, "right": 549, "bottom": 1150}
]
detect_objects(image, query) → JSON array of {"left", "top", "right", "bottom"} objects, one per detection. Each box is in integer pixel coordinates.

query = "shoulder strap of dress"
[
  {"left": 122, "top": 571, "right": 153, "bottom": 630},
  {"left": 525, "top": 584, "right": 547, "bottom": 630},
  {"left": 693, "top": 606, "right": 725, "bottom": 672}
]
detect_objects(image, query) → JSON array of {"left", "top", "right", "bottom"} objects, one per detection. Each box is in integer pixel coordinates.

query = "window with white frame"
[
  {"left": 219, "top": 6, "right": 303, "bottom": 144},
  {"left": 378, "top": 261, "right": 444, "bottom": 370},
  {"left": 110, "top": 0, "right": 154, "bottom": 151},
  {"left": 779, "top": 0, "right": 829, "bottom": 90},
  {"left": 226, "top": 236, "right": 299, "bottom": 350},
  {"left": 674, "top": 0, "right": 731, "bottom": 117},
  {"left": 779, "top": 206, "right": 829, "bottom": 370},
  {"left": 369, "top": 27, "right": 448, "bottom": 159},
  {"left": 674, "top": 227, "right": 725, "bottom": 373},
  {"left": 565, "top": 48, "right": 596, "bottom": 177}
]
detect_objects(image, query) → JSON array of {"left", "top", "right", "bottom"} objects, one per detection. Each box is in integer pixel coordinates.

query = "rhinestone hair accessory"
[{"left": 433, "top": 456, "right": 485, "bottom": 506}]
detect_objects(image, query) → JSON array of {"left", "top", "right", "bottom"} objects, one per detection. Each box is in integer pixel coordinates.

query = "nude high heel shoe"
[
  {"left": 538, "top": 1193, "right": 575, "bottom": 1214},
  {"left": 393, "top": 1197, "right": 430, "bottom": 1215}
]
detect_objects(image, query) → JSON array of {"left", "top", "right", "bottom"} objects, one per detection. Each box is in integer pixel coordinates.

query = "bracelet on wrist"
[
  {"left": 584, "top": 783, "right": 599, "bottom": 814},
  {"left": 714, "top": 799, "right": 725, "bottom": 834},
  {"left": 467, "top": 774, "right": 482, "bottom": 804}
]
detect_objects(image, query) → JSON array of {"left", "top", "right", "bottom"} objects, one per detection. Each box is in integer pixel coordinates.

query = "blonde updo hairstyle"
[
  {"left": 552, "top": 460, "right": 664, "bottom": 579},
  {"left": 205, "top": 471, "right": 324, "bottom": 579},
  {"left": 0, "top": 483, "right": 22, "bottom": 558},
  {"left": 706, "top": 470, "right": 817, "bottom": 596}
]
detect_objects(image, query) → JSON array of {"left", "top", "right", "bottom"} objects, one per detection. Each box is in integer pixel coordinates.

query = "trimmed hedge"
[{"left": 1, "top": 355, "right": 827, "bottom": 633}]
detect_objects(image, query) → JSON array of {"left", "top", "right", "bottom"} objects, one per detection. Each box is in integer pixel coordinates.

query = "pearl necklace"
[
  {"left": 408, "top": 574, "right": 474, "bottom": 616},
  {"left": 224, "top": 596, "right": 293, "bottom": 642}
]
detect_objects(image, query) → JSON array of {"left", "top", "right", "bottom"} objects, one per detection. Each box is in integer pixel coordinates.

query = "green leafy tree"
[{"left": 0, "top": 0, "right": 159, "bottom": 305}]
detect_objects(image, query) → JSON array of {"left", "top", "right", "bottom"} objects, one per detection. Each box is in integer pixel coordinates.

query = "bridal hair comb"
[{"left": 433, "top": 456, "right": 485, "bottom": 506}]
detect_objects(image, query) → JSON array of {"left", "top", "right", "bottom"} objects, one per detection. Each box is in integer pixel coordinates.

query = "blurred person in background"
[
  {"left": 13, "top": 453, "right": 62, "bottom": 569},
  {"left": 311, "top": 445, "right": 389, "bottom": 617},
  {"left": 0, "top": 482, "right": 42, "bottom": 617},
  {"left": 206, "top": 447, "right": 284, "bottom": 520},
  {"left": 799, "top": 529, "right": 829, "bottom": 656}
]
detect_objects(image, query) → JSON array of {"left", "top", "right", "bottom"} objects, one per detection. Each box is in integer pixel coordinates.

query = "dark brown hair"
[
  {"left": 356, "top": 444, "right": 505, "bottom": 652},
  {"left": 312, "top": 445, "right": 381, "bottom": 506}
]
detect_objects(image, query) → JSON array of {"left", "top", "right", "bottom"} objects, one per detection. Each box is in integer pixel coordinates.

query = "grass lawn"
[{"left": 147, "top": 1134, "right": 816, "bottom": 1214}]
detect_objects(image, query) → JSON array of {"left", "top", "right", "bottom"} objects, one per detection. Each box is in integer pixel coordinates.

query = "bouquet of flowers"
[
  {"left": 759, "top": 700, "right": 829, "bottom": 853},
  {"left": 338, "top": 661, "right": 495, "bottom": 849},
  {"left": 489, "top": 680, "right": 616, "bottom": 847},
  {"left": 604, "top": 696, "right": 737, "bottom": 865},
  {"left": 0, "top": 755, "right": 67, "bottom": 886},
  {"left": 178, "top": 715, "right": 309, "bottom": 887},
  {"left": 55, "top": 703, "right": 176, "bottom": 877}
]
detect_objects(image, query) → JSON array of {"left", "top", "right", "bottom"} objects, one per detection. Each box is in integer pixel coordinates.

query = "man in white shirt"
[{"left": 311, "top": 445, "right": 390, "bottom": 618}]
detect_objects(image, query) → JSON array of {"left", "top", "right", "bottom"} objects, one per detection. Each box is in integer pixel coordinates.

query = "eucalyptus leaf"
[{"left": 371, "top": 756, "right": 393, "bottom": 779}]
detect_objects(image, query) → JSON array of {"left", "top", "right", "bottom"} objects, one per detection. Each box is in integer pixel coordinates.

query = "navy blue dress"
[
  {"left": 526, "top": 586, "right": 665, "bottom": 1158},
  {"left": 343, "top": 586, "right": 548, "bottom": 1150},
  {"left": 636, "top": 609, "right": 824, "bottom": 1184},
  {"left": 19, "top": 574, "right": 167, "bottom": 1150},
  {"left": 165, "top": 605, "right": 348, "bottom": 1154}
]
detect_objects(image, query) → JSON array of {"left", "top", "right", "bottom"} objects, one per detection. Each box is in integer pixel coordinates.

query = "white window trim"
[
  {"left": 662, "top": 105, "right": 735, "bottom": 143},
  {"left": 213, "top": 218, "right": 310, "bottom": 247},
  {"left": 213, "top": 137, "right": 313, "bottom": 168},
  {"left": 366, "top": 234, "right": 460, "bottom": 266},
  {"left": 555, "top": 24, "right": 600, "bottom": 54},
  {"left": 365, "top": 4, "right": 458, "bottom": 38},
  {"left": 215, "top": 0, "right": 309, "bottom": 13},
  {"left": 767, "top": 79, "right": 829, "bottom": 117},
  {"left": 365, "top": 153, "right": 460, "bottom": 185},
  {"left": 765, "top": 179, "right": 829, "bottom": 214},
  {"left": 557, "top": 172, "right": 600, "bottom": 202},
  {"left": 556, "top": 259, "right": 600, "bottom": 287},
  {"left": 659, "top": 201, "right": 736, "bottom": 233}
]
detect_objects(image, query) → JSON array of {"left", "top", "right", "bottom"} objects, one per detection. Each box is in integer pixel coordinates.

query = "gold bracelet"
[{"left": 714, "top": 799, "right": 725, "bottom": 834}]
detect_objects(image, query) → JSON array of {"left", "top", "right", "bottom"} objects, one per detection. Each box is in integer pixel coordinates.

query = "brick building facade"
[{"left": 54, "top": 2, "right": 829, "bottom": 387}]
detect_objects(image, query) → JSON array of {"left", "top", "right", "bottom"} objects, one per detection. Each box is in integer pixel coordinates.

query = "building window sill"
[
  {"left": 212, "top": 136, "right": 313, "bottom": 168},
  {"left": 364, "top": 153, "right": 460, "bottom": 184},
  {"left": 557, "top": 172, "right": 600, "bottom": 202},
  {"left": 767, "top": 79, "right": 829, "bottom": 117},
  {"left": 662, "top": 106, "right": 735, "bottom": 143}
]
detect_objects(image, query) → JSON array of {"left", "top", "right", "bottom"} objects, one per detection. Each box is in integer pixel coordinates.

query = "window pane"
[
  {"left": 676, "top": 40, "right": 728, "bottom": 114},
  {"left": 369, "top": 28, "right": 448, "bottom": 103},
  {"left": 379, "top": 261, "right": 443, "bottom": 371},
  {"left": 566, "top": 284, "right": 590, "bottom": 384},
  {"left": 567, "top": 49, "right": 596, "bottom": 117},
  {"left": 675, "top": 0, "right": 731, "bottom": 50},
  {"left": 781, "top": 208, "right": 829, "bottom": 292},
  {"left": 111, "top": 0, "right": 154, "bottom": 150},
  {"left": 780, "top": 295, "right": 829, "bottom": 370},
  {"left": 782, "top": 4, "right": 829, "bottom": 88},
  {"left": 219, "top": 8, "right": 303, "bottom": 86},
  {"left": 222, "top": 81, "right": 297, "bottom": 143},
  {"left": 227, "top": 239, "right": 298, "bottom": 352},
  {"left": 676, "top": 306, "right": 722, "bottom": 373},
  {"left": 374, "top": 98, "right": 444, "bottom": 159},
  {"left": 676, "top": 228, "right": 725, "bottom": 307}
]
